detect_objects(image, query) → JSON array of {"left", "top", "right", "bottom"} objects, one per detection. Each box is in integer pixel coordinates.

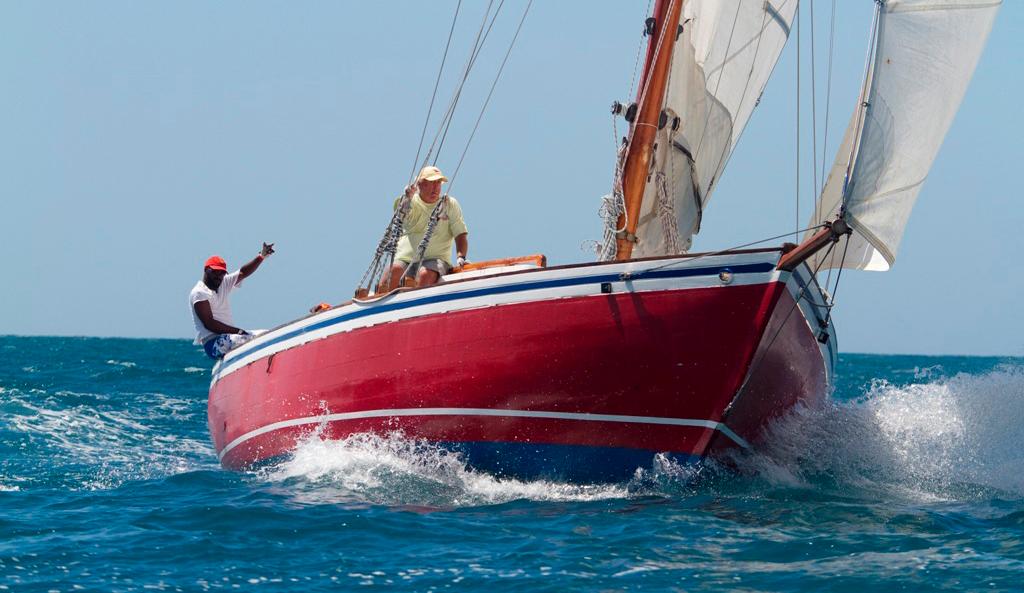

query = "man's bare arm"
[
  {"left": 455, "top": 233, "right": 469, "bottom": 266},
  {"left": 193, "top": 300, "right": 244, "bottom": 335},
  {"left": 240, "top": 242, "right": 275, "bottom": 279}
]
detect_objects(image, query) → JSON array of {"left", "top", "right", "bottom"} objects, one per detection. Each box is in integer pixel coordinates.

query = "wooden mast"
[{"left": 614, "top": 0, "right": 684, "bottom": 261}]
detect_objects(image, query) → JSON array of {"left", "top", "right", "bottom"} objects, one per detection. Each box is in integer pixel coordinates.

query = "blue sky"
[{"left": 1, "top": 1, "right": 1021, "bottom": 356}]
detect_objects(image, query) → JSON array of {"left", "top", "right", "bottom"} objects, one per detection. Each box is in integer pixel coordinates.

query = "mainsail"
[
  {"left": 631, "top": 0, "right": 798, "bottom": 257},
  {"left": 808, "top": 0, "right": 1000, "bottom": 271}
]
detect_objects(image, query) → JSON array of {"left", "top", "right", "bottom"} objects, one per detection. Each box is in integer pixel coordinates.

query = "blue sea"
[{"left": 2, "top": 336, "right": 1023, "bottom": 592}]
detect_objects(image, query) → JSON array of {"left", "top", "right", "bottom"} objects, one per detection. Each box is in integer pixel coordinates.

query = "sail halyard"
[
  {"left": 614, "top": 0, "right": 686, "bottom": 261},
  {"left": 805, "top": 0, "right": 1001, "bottom": 272}
]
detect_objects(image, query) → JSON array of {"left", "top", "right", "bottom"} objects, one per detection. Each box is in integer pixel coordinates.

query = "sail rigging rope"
[
  {"left": 624, "top": 222, "right": 826, "bottom": 278},
  {"left": 841, "top": 0, "right": 883, "bottom": 211},
  {"left": 446, "top": 0, "right": 533, "bottom": 196},
  {"left": 404, "top": 0, "right": 533, "bottom": 278},
  {"left": 822, "top": 232, "right": 850, "bottom": 327},
  {"left": 700, "top": 1, "right": 776, "bottom": 189},
  {"left": 630, "top": 0, "right": 655, "bottom": 97},
  {"left": 353, "top": 0, "right": 533, "bottom": 291},
  {"left": 737, "top": 236, "right": 838, "bottom": 390},
  {"left": 692, "top": 0, "right": 744, "bottom": 162},
  {"left": 358, "top": 1, "right": 510, "bottom": 293},
  {"left": 603, "top": 2, "right": 651, "bottom": 260},
  {"left": 819, "top": 0, "right": 836, "bottom": 200},
  {"left": 599, "top": 0, "right": 678, "bottom": 261},
  {"left": 795, "top": 1, "right": 801, "bottom": 242},
  {"left": 407, "top": 0, "right": 463, "bottom": 186},
  {"left": 815, "top": 0, "right": 838, "bottom": 228},
  {"left": 810, "top": 0, "right": 819, "bottom": 199},
  {"left": 432, "top": 0, "right": 503, "bottom": 166}
]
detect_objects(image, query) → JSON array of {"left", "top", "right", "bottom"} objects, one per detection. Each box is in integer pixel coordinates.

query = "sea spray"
[
  {"left": 260, "top": 431, "right": 631, "bottom": 508},
  {"left": 728, "top": 364, "right": 1024, "bottom": 499}
]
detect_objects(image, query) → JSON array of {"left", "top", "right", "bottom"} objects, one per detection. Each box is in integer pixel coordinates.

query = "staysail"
[
  {"left": 808, "top": 0, "right": 1000, "bottom": 271},
  {"left": 630, "top": 0, "right": 798, "bottom": 257}
]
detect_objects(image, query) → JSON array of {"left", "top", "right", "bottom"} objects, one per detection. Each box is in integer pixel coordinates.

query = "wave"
[
  {"left": 1, "top": 387, "right": 216, "bottom": 491},
  {"left": 729, "top": 364, "right": 1024, "bottom": 500}
]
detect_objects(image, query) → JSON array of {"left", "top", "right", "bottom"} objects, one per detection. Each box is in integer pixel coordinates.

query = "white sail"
[
  {"left": 632, "top": 0, "right": 798, "bottom": 257},
  {"left": 809, "top": 0, "right": 1000, "bottom": 272}
]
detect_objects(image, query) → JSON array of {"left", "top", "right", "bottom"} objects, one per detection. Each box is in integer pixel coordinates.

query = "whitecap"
[{"left": 4, "top": 389, "right": 217, "bottom": 490}]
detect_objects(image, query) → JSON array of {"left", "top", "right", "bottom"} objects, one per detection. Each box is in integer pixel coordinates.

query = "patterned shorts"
[{"left": 203, "top": 333, "right": 255, "bottom": 359}]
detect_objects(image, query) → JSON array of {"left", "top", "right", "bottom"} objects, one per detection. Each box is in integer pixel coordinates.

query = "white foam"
[
  {"left": 5, "top": 389, "right": 217, "bottom": 490},
  {"left": 731, "top": 364, "right": 1024, "bottom": 499},
  {"left": 105, "top": 360, "right": 137, "bottom": 368},
  {"left": 259, "top": 432, "right": 632, "bottom": 507}
]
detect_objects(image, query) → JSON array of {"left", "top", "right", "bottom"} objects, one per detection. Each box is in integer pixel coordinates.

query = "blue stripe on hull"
[
  {"left": 216, "top": 261, "right": 778, "bottom": 378},
  {"left": 442, "top": 441, "right": 700, "bottom": 484}
]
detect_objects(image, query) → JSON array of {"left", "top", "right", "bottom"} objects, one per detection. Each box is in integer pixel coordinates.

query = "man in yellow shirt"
[{"left": 388, "top": 165, "right": 469, "bottom": 288}]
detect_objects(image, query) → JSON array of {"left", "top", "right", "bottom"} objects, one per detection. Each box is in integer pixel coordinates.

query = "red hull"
[{"left": 208, "top": 260, "right": 831, "bottom": 480}]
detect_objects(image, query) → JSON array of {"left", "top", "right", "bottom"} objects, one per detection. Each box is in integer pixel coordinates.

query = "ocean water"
[{"left": 2, "top": 336, "right": 1023, "bottom": 592}]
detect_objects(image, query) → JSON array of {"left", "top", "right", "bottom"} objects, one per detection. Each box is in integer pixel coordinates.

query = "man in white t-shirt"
[{"left": 189, "top": 242, "right": 274, "bottom": 359}]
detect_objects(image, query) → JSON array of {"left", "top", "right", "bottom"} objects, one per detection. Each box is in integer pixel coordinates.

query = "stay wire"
[
  {"left": 447, "top": 0, "right": 533, "bottom": 195},
  {"left": 629, "top": 0, "right": 655, "bottom": 98},
  {"left": 823, "top": 232, "right": 850, "bottom": 326},
  {"left": 740, "top": 237, "right": 838, "bottom": 389},
  {"left": 701, "top": 2, "right": 773, "bottom": 189},
  {"left": 421, "top": 0, "right": 497, "bottom": 169},
  {"left": 409, "top": 0, "right": 531, "bottom": 277},
  {"left": 629, "top": 223, "right": 826, "bottom": 278},
  {"left": 692, "top": 0, "right": 744, "bottom": 159},
  {"left": 819, "top": 0, "right": 837, "bottom": 203},
  {"left": 810, "top": 0, "right": 819, "bottom": 198},
  {"left": 842, "top": 0, "right": 882, "bottom": 211},
  {"left": 434, "top": 0, "right": 505, "bottom": 165},
  {"left": 795, "top": 3, "right": 800, "bottom": 242},
  {"left": 408, "top": 0, "right": 463, "bottom": 185}
]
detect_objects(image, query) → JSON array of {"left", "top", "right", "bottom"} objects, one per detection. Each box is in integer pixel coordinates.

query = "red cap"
[{"left": 204, "top": 256, "right": 228, "bottom": 271}]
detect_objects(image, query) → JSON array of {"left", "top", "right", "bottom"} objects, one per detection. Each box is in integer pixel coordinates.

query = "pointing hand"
[{"left": 261, "top": 242, "right": 275, "bottom": 258}]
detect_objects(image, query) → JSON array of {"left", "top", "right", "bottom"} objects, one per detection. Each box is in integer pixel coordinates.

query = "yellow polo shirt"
[{"left": 394, "top": 194, "right": 468, "bottom": 265}]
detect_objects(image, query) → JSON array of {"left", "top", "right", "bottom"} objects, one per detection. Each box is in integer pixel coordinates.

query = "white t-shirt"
[{"left": 189, "top": 271, "right": 243, "bottom": 344}]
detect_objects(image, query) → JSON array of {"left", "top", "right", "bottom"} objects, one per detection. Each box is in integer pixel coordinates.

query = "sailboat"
[{"left": 207, "top": 0, "right": 1001, "bottom": 482}]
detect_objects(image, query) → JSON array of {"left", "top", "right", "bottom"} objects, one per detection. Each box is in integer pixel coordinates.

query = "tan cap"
[{"left": 417, "top": 165, "right": 448, "bottom": 183}]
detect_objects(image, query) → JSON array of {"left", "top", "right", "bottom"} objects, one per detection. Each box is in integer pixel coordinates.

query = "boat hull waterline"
[{"left": 207, "top": 250, "right": 834, "bottom": 482}]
